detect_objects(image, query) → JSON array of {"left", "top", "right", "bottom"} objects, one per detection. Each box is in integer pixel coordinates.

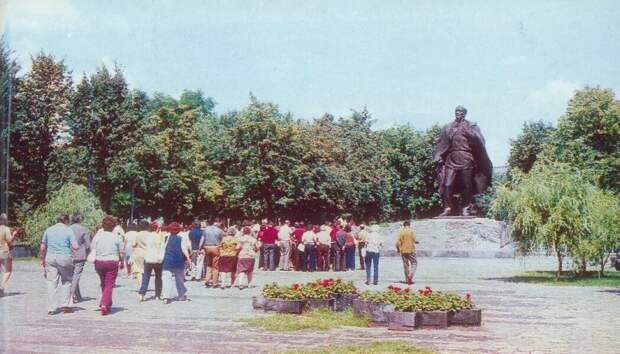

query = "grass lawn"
[
  {"left": 239, "top": 309, "right": 369, "bottom": 331},
  {"left": 280, "top": 341, "right": 436, "bottom": 354},
  {"left": 507, "top": 270, "right": 620, "bottom": 287}
]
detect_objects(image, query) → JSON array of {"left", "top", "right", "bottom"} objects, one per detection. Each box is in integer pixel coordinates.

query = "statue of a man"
[{"left": 433, "top": 106, "right": 493, "bottom": 216}]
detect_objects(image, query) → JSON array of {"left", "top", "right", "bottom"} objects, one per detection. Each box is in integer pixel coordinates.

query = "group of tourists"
[{"left": 0, "top": 212, "right": 419, "bottom": 316}]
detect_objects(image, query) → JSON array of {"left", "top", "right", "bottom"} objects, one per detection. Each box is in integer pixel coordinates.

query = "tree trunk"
[
  {"left": 579, "top": 256, "right": 587, "bottom": 276},
  {"left": 554, "top": 240, "right": 562, "bottom": 280},
  {"left": 130, "top": 183, "right": 136, "bottom": 223}
]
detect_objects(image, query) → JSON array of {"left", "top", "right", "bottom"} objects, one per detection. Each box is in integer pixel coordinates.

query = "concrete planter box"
[
  {"left": 448, "top": 309, "right": 482, "bottom": 326},
  {"left": 417, "top": 310, "right": 448, "bottom": 328},
  {"left": 367, "top": 302, "right": 395, "bottom": 323},
  {"left": 262, "top": 298, "right": 306, "bottom": 314},
  {"left": 252, "top": 296, "right": 267, "bottom": 309},
  {"left": 334, "top": 293, "right": 358, "bottom": 311},
  {"left": 352, "top": 298, "right": 370, "bottom": 316},
  {"left": 386, "top": 311, "right": 417, "bottom": 331},
  {"left": 305, "top": 298, "right": 335, "bottom": 311}
]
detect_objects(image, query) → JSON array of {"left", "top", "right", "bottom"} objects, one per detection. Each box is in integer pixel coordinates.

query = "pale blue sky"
[{"left": 2, "top": 0, "right": 620, "bottom": 165}]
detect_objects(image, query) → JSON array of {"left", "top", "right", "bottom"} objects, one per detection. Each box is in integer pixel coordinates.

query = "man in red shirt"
[{"left": 258, "top": 222, "right": 278, "bottom": 271}]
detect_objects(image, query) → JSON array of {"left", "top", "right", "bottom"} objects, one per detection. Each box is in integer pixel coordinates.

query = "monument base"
[{"left": 379, "top": 217, "right": 513, "bottom": 258}]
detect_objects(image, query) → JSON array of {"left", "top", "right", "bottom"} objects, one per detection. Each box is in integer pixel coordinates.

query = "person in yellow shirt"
[
  {"left": 218, "top": 229, "right": 239, "bottom": 288},
  {"left": 396, "top": 221, "right": 418, "bottom": 285}
]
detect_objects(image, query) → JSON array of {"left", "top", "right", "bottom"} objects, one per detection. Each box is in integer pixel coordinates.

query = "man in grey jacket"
[{"left": 70, "top": 213, "right": 91, "bottom": 303}]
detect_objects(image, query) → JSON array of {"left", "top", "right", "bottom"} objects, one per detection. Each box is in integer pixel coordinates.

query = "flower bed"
[
  {"left": 257, "top": 279, "right": 357, "bottom": 313},
  {"left": 255, "top": 281, "right": 479, "bottom": 328},
  {"left": 359, "top": 286, "right": 480, "bottom": 330},
  {"left": 305, "top": 278, "right": 358, "bottom": 311}
]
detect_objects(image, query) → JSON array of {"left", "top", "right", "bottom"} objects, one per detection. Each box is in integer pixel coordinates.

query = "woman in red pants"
[{"left": 91, "top": 215, "right": 125, "bottom": 315}]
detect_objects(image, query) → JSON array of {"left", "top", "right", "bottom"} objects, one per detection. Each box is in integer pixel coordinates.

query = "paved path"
[{"left": 1, "top": 257, "right": 618, "bottom": 353}]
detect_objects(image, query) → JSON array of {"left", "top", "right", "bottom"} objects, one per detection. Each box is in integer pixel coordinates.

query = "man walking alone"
[{"left": 396, "top": 221, "right": 418, "bottom": 285}]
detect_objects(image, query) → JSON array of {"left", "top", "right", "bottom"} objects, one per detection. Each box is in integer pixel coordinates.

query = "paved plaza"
[{"left": 1, "top": 257, "right": 618, "bottom": 354}]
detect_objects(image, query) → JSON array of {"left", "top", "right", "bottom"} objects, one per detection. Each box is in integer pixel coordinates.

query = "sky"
[{"left": 1, "top": 0, "right": 620, "bottom": 166}]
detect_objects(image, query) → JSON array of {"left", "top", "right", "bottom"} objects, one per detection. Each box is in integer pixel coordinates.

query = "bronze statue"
[{"left": 434, "top": 106, "right": 492, "bottom": 216}]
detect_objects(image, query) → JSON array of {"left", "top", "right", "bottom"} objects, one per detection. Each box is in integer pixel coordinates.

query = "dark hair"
[
  {"left": 212, "top": 217, "right": 222, "bottom": 224},
  {"left": 403, "top": 221, "right": 410, "bottom": 227},
  {"left": 0, "top": 213, "right": 8, "bottom": 226},
  {"left": 58, "top": 214, "right": 70, "bottom": 224},
  {"left": 344, "top": 225, "right": 352, "bottom": 232},
  {"left": 71, "top": 213, "right": 83, "bottom": 224},
  {"left": 139, "top": 219, "right": 150, "bottom": 231},
  {"left": 168, "top": 222, "right": 182, "bottom": 234}
]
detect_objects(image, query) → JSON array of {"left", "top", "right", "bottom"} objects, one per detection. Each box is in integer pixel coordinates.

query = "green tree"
[
  {"left": 21, "top": 183, "right": 105, "bottom": 248},
  {"left": 541, "top": 87, "right": 620, "bottom": 193},
  {"left": 491, "top": 163, "right": 619, "bottom": 279},
  {"left": 132, "top": 97, "right": 222, "bottom": 219},
  {"left": 379, "top": 125, "right": 441, "bottom": 219},
  {"left": 11, "top": 53, "right": 73, "bottom": 210},
  {"left": 219, "top": 96, "right": 304, "bottom": 219},
  {"left": 0, "top": 36, "right": 19, "bottom": 216},
  {"left": 507, "top": 120, "right": 554, "bottom": 175}
]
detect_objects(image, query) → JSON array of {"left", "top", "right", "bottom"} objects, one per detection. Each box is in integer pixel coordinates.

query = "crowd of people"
[{"left": 0, "top": 212, "right": 419, "bottom": 316}]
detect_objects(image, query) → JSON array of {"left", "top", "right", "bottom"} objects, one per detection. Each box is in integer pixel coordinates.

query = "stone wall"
[{"left": 378, "top": 218, "right": 513, "bottom": 258}]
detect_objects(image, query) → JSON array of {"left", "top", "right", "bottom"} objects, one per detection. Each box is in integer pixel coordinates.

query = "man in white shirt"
[
  {"left": 365, "top": 225, "right": 385, "bottom": 285},
  {"left": 277, "top": 220, "right": 293, "bottom": 271},
  {"left": 316, "top": 226, "right": 332, "bottom": 271},
  {"left": 302, "top": 225, "right": 318, "bottom": 272}
]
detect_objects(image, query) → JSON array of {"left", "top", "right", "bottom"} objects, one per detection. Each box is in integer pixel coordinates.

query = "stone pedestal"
[{"left": 379, "top": 218, "right": 513, "bottom": 258}]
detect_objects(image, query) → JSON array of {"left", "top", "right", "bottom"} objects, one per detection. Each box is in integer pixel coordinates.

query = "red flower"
[
  {"left": 403, "top": 288, "right": 410, "bottom": 294},
  {"left": 292, "top": 283, "right": 300, "bottom": 290},
  {"left": 465, "top": 293, "right": 471, "bottom": 301}
]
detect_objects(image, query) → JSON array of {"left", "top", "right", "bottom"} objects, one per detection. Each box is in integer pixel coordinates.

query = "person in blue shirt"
[
  {"left": 188, "top": 221, "right": 204, "bottom": 281},
  {"left": 40, "top": 214, "right": 79, "bottom": 315},
  {"left": 162, "top": 222, "right": 190, "bottom": 304}
]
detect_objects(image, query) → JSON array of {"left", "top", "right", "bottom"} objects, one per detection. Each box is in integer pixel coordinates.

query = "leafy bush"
[
  {"left": 22, "top": 183, "right": 105, "bottom": 248},
  {"left": 360, "top": 285, "right": 473, "bottom": 312}
]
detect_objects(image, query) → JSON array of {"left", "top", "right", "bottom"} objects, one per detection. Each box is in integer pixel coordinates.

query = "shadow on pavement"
[
  {"left": 1, "top": 291, "right": 24, "bottom": 298},
  {"left": 600, "top": 289, "right": 620, "bottom": 296}
]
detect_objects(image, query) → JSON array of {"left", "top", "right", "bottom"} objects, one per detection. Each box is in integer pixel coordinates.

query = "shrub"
[{"left": 22, "top": 183, "right": 105, "bottom": 248}]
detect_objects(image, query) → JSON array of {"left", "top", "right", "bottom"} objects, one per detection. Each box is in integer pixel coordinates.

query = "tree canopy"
[{"left": 4, "top": 53, "right": 445, "bottom": 226}]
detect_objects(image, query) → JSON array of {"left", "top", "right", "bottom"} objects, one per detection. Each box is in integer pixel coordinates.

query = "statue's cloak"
[{"left": 433, "top": 120, "right": 493, "bottom": 196}]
